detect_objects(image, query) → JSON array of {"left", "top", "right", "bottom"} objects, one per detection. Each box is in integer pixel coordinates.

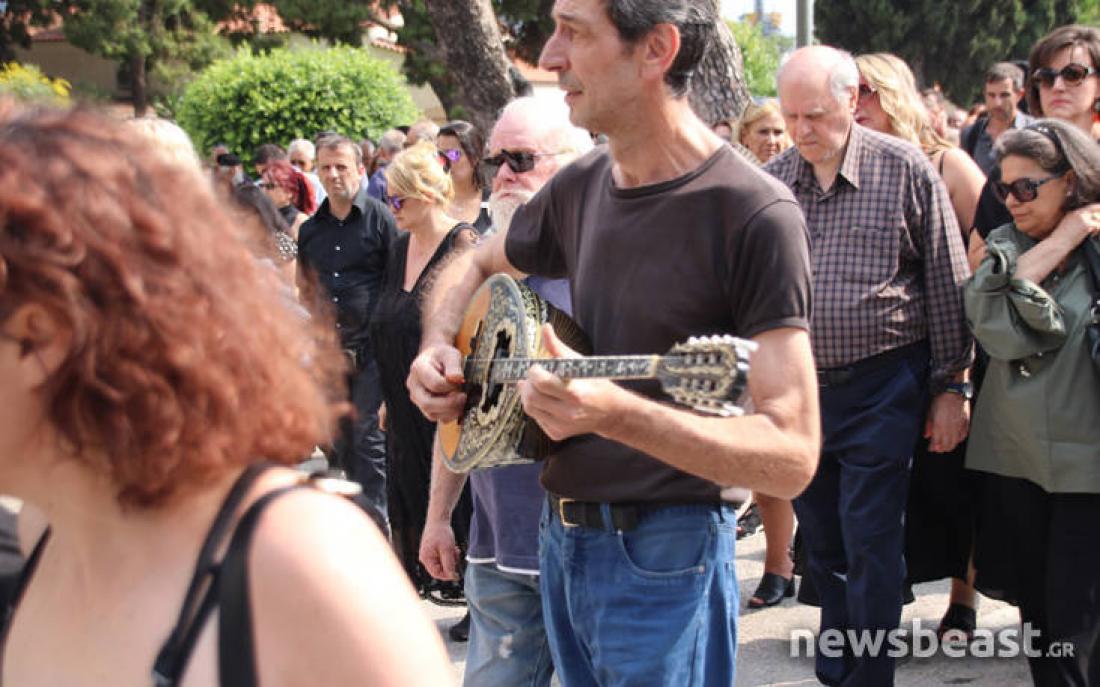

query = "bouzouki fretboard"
[{"left": 482, "top": 356, "right": 661, "bottom": 383}]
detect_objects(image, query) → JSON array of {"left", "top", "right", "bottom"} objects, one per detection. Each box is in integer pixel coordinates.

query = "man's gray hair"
[
  {"left": 776, "top": 46, "right": 859, "bottom": 105},
  {"left": 986, "top": 62, "right": 1025, "bottom": 90},
  {"left": 287, "top": 138, "right": 315, "bottom": 160},
  {"left": 827, "top": 52, "right": 860, "bottom": 104},
  {"left": 316, "top": 135, "right": 363, "bottom": 167},
  {"left": 378, "top": 129, "right": 406, "bottom": 155},
  {"left": 497, "top": 96, "right": 594, "bottom": 160}
]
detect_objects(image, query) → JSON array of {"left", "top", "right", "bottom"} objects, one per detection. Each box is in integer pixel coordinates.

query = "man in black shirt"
[
  {"left": 406, "top": 1, "right": 819, "bottom": 684},
  {"left": 297, "top": 135, "right": 397, "bottom": 526}
]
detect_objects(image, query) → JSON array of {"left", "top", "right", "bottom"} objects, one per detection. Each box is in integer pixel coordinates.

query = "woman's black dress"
[{"left": 368, "top": 224, "right": 475, "bottom": 597}]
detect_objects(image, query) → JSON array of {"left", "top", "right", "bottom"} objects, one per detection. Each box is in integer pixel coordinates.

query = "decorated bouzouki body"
[{"left": 437, "top": 274, "right": 758, "bottom": 473}]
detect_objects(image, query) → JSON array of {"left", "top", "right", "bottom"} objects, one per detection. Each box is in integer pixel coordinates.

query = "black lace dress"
[{"left": 368, "top": 224, "right": 475, "bottom": 598}]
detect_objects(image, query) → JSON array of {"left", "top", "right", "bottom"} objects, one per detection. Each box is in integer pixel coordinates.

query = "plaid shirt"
[{"left": 765, "top": 124, "right": 973, "bottom": 392}]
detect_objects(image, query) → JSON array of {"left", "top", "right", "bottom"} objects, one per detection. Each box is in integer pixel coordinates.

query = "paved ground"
[{"left": 423, "top": 523, "right": 1030, "bottom": 686}]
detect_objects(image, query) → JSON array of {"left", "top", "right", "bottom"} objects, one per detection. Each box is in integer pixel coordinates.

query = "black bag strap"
[
  {"left": 962, "top": 117, "right": 986, "bottom": 158},
  {"left": 152, "top": 462, "right": 280, "bottom": 687},
  {"left": 0, "top": 527, "right": 51, "bottom": 650},
  {"left": 1082, "top": 238, "right": 1100, "bottom": 323},
  {"left": 1083, "top": 238, "right": 1100, "bottom": 290},
  {"left": 216, "top": 484, "right": 305, "bottom": 687}
]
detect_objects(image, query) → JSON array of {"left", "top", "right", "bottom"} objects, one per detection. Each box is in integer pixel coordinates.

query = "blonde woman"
[
  {"left": 368, "top": 141, "right": 477, "bottom": 637},
  {"left": 734, "top": 100, "right": 792, "bottom": 164},
  {"left": 854, "top": 51, "right": 983, "bottom": 642},
  {"left": 856, "top": 53, "right": 986, "bottom": 237}
]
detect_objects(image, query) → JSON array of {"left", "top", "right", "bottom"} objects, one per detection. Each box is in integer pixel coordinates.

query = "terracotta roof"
[
  {"left": 218, "top": 3, "right": 287, "bottom": 34},
  {"left": 513, "top": 58, "right": 557, "bottom": 85}
]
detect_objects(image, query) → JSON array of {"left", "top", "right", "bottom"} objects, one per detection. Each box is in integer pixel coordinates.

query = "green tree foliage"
[
  {"left": 1074, "top": 0, "right": 1100, "bottom": 24},
  {"left": 728, "top": 19, "right": 793, "bottom": 98},
  {"left": 0, "top": 62, "right": 71, "bottom": 103},
  {"left": 176, "top": 45, "right": 419, "bottom": 156},
  {"left": 815, "top": 0, "right": 1076, "bottom": 105},
  {"left": 389, "top": 0, "right": 548, "bottom": 119},
  {"left": 62, "top": 0, "right": 233, "bottom": 115}
]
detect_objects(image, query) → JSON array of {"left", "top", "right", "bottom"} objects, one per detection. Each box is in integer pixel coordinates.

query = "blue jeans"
[
  {"left": 539, "top": 501, "right": 739, "bottom": 687},
  {"left": 793, "top": 346, "right": 928, "bottom": 686},
  {"left": 463, "top": 562, "right": 554, "bottom": 687}
]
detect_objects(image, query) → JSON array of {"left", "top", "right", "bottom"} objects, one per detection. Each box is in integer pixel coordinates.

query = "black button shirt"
[{"left": 297, "top": 185, "right": 398, "bottom": 348}]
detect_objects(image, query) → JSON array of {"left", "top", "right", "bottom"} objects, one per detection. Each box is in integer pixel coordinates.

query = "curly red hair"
[
  {"left": 263, "top": 159, "right": 317, "bottom": 215},
  {"left": 0, "top": 102, "right": 345, "bottom": 508}
]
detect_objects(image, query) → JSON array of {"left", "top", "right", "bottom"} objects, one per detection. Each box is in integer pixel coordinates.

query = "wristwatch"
[{"left": 944, "top": 381, "right": 974, "bottom": 400}]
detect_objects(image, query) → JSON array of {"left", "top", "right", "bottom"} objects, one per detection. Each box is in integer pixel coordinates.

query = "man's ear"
[
  {"left": 638, "top": 23, "right": 681, "bottom": 85},
  {"left": 844, "top": 86, "right": 859, "bottom": 115}
]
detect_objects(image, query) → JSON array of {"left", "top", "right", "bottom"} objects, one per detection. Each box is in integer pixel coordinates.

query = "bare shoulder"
[
  {"left": 247, "top": 488, "right": 451, "bottom": 687},
  {"left": 941, "top": 147, "right": 986, "bottom": 185}
]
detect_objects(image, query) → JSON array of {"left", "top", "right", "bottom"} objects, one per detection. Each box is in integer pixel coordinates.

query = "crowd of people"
[{"left": 0, "top": 1, "right": 1098, "bottom": 686}]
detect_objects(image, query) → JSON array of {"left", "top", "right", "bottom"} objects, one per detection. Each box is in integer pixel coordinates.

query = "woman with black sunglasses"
[
  {"left": 965, "top": 119, "right": 1100, "bottom": 686},
  {"left": 368, "top": 141, "right": 478, "bottom": 640},
  {"left": 437, "top": 120, "right": 492, "bottom": 234},
  {"left": 970, "top": 25, "right": 1100, "bottom": 270}
]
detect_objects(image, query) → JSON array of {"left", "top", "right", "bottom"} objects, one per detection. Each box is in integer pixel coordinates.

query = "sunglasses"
[
  {"left": 1032, "top": 63, "right": 1098, "bottom": 89},
  {"left": 258, "top": 181, "right": 276, "bottom": 190},
  {"left": 436, "top": 148, "right": 462, "bottom": 172},
  {"left": 857, "top": 83, "right": 878, "bottom": 102},
  {"left": 386, "top": 195, "right": 407, "bottom": 211},
  {"left": 481, "top": 149, "right": 559, "bottom": 175},
  {"left": 993, "top": 171, "right": 1066, "bottom": 203}
]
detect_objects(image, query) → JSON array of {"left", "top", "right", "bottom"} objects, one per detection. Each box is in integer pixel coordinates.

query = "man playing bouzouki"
[{"left": 407, "top": 1, "right": 821, "bottom": 684}]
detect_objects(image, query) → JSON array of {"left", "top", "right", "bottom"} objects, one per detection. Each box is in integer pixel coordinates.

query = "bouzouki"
[{"left": 437, "top": 274, "right": 758, "bottom": 473}]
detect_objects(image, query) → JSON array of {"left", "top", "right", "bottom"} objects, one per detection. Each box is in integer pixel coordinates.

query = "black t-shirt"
[{"left": 504, "top": 145, "right": 812, "bottom": 503}]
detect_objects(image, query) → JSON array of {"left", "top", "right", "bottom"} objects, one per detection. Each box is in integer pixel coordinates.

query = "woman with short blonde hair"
[
  {"left": 734, "top": 99, "right": 791, "bottom": 164},
  {"left": 374, "top": 140, "right": 477, "bottom": 637}
]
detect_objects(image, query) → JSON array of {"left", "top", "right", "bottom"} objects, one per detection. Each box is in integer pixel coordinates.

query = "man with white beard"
[{"left": 418, "top": 96, "right": 591, "bottom": 684}]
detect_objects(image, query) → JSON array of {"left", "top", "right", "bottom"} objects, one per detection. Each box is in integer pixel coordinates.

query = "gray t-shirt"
[{"left": 504, "top": 145, "right": 812, "bottom": 503}]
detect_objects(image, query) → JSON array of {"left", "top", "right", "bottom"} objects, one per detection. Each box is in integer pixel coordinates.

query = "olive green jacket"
[{"left": 964, "top": 224, "right": 1100, "bottom": 494}]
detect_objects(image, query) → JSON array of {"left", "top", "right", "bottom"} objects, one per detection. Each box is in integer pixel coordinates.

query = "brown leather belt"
[{"left": 547, "top": 493, "right": 742, "bottom": 532}]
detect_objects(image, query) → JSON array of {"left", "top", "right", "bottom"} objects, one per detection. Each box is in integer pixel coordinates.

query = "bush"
[
  {"left": 0, "top": 63, "right": 71, "bottom": 104},
  {"left": 729, "top": 20, "right": 793, "bottom": 98},
  {"left": 176, "top": 44, "right": 419, "bottom": 156}
]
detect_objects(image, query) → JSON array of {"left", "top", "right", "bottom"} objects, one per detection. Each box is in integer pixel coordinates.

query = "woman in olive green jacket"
[{"left": 965, "top": 119, "right": 1100, "bottom": 686}]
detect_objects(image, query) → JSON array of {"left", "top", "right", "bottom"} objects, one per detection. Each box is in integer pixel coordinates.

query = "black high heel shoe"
[{"left": 748, "top": 572, "right": 796, "bottom": 608}]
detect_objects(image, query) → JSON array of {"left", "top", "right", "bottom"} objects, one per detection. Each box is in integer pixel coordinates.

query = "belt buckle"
[{"left": 557, "top": 497, "right": 579, "bottom": 528}]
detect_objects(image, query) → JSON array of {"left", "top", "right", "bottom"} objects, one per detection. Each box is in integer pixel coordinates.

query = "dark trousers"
[
  {"left": 793, "top": 344, "right": 929, "bottom": 687},
  {"left": 977, "top": 474, "right": 1100, "bottom": 687},
  {"left": 333, "top": 352, "right": 387, "bottom": 530}
]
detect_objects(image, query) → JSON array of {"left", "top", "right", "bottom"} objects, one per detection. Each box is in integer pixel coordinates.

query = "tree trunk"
[
  {"left": 421, "top": 0, "right": 515, "bottom": 135},
  {"left": 689, "top": 12, "right": 752, "bottom": 126},
  {"left": 131, "top": 53, "right": 149, "bottom": 117}
]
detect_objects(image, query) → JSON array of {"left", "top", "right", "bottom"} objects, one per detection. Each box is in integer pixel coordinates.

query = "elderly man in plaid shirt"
[{"left": 765, "top": 46, "right": 974, "bottom": 687}]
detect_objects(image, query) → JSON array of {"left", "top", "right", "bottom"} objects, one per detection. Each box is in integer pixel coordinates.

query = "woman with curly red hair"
[
  {"left": 260, "top": 158, "right": 316, "bottom": 238},
  {"left": 0, "top": 102, "right": 450, "bottom": 685}
]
